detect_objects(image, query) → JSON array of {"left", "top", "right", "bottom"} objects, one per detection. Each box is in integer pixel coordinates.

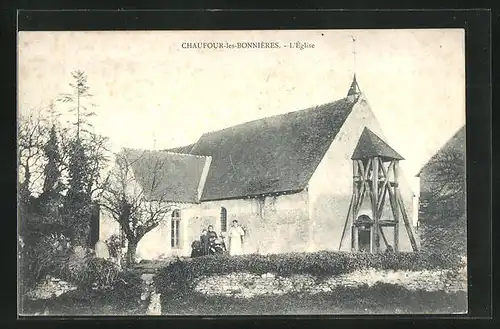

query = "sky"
[{"left": 18, "top": 29, "right": 465, "bottom": 187}]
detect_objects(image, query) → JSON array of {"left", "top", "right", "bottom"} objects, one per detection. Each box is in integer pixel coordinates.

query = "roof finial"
[{"left": 347, "top": 72, "right": 361, "bottom": 97}]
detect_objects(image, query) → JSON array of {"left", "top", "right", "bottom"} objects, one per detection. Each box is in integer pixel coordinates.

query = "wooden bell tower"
[{"left": 339, "top": 127, "right": 418, "bottom": 253}]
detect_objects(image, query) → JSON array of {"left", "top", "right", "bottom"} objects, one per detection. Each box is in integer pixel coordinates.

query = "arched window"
[
  {"left": 171, "top": 209, "right": 181, "bottom": 249},
  {"left": 220, "top": 207, "right": 227, "bottom": 232}
]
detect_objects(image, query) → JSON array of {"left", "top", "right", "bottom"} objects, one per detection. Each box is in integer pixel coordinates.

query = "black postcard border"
[{"left": 5, "top": 8, "right": 494, "bottom": 329}]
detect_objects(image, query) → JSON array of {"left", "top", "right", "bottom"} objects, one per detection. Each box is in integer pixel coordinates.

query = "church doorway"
[
  {"left": 358, "top": 227, "right": 371, "bottom": 252},
  {"left": 355, "top": 214, "right": 373, "bottom": 253}
]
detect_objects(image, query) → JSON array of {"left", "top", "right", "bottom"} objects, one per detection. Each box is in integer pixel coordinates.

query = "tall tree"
[
  {"left": 57, "top": 70, "right": 96, "bottom": 140},
  {"left": 57, "top": 70, "right": 109, "bottom": 247},
  {"left": 42, "top": 126, "right": 62, "bottom": 195},
  {"left": 101, "top": 151, "right": 174, "bottom": 266}
]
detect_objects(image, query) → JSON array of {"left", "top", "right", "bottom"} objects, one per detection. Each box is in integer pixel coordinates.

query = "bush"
[
  {"left": 20, "top": 254, "right": 143, "bottom": 315},
  {"left": 57, "top": 248, "right": 142, "bottom": 292},
  {"left": 155, "top": 250, "right": 462, "bottom": 298},
  {"left": 106, "top": 234, "right": 122, "bottom": 258},
  {"left": 22, "top": 274, "right": 145, "bottom": 316},
  {"left": 420, "top": 214, "right": 467, "bottom": 257},
  {"left": 19, "top": 223, "right": 73, "bottom": 293}
]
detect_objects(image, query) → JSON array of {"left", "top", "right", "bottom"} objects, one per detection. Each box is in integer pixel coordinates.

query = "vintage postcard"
[{"left": 18, "top": 29, "right": 466, "bottom": 316}]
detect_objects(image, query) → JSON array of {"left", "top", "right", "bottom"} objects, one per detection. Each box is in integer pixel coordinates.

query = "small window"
[
  {"left": 220, "top": 207, "right": 227, "bottom": 232},
  {"left": 171, "top": 209, "right": 181, "bottom": 249}
]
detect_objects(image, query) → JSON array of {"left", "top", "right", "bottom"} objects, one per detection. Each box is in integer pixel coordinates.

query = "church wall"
[
  {"left": 308, "top": 94, "right": 418, "bottom": 252},
  {"left": 196, "top": 191, "right": 310, "bottom": 255},
  {"left": 99, "top": 190, "right": 311, "bottom": 261},
  {"left": 99, "top": 202, "right": 198, "bottom": 260}
]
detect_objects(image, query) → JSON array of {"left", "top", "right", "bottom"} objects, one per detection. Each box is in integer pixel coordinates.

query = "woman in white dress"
[{"left": 228, "top": 220, "right": 245, "bottom": 256}]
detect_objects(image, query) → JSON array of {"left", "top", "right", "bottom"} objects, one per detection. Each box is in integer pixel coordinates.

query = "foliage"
[
  {"left": 106, "top": 234, "right": 122, "bottom": 258},
  {"left": 424, "top": 146, "right": 465, "bottom": 206},
  {"left": 420, "top": 214, "right": 467, "bottom": 256},
  {"left": 21, "top": 269, "right": 144, "bottom": 315},
  {"left": 155, "top": 251, "right": 462, "bottom": 298},
  {"left": 57, "top": 70, "right": 96, "bottom": 139},
  {"left": 42, "top": 124, "right": 62, "bottom": 196},
  {"left": 19, "top": 222, "right": 73, "bottom": 292},
  {"left": 55, "top": 70, "right": 110, "bottom": 246},
  {"left": 419, "top": 142, "right": 466, "bottom": 256}
]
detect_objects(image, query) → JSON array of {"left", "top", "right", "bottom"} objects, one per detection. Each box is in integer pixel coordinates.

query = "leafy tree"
[
  {"left": 419, "top": 139, "right": 466, "bottom": 256},
  {"left": 101, "top": 150, "right": 174, "bottom": 267}
]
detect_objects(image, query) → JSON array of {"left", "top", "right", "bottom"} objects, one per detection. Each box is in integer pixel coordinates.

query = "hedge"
[{"left": 155, "top": 250, "right": 463, "bottom": 298}]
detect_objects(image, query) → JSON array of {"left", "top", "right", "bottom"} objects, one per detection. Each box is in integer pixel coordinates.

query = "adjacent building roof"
[
  {"left": 351, "top": 127, "right": 404, "bottom": 161},
  {"left": 190, "top": 97, "right": 358, "bottom": 201},
  {"left": 122, "top": 148, "right": 210, "bottom": 203},
  {"left": 416, "top": 125, "right": 465, "bottom": 177},
  {"left": 163, "top": 144, "right": 195, "bottom": 154}
]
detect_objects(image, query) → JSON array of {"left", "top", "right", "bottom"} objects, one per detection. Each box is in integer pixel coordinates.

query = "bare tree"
[
  {"left": 18, "top": 108, "right": 48, "bottom": 200},
  {"left": 101, "top": 150, "right": 175, "bottom": 266}
]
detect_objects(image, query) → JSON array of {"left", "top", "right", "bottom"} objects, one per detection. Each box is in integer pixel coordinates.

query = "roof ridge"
[
  {"left": 123, "top": 147, "right": 210, "bottom": 160},
  {"left": 199, "top": 97, "right": 353, "bottom": 137},
  {"left": 158, "top": 150, "right": 210, "bottom": 159}
]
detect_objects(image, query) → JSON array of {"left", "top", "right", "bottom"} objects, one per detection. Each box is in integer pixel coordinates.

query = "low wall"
[{"left": 193, "top": 266, "right": 467, "bottom": 299}]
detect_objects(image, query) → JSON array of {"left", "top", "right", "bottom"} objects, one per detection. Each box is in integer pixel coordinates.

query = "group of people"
[{"left": 191, "top": 220, "right": 245, "bottom": 257}]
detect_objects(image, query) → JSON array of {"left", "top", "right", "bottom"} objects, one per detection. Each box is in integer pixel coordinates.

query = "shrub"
[
  {"left": 106, "top": 234, "right": 122, "bottom": 258},
  {"left": 22, "top": 273, "right": 145, "bottom": 316},
  {"left": 155, "top": 250, "right": 462, "bottom": 298},
  {"left": 19, "top": 223, "right": 73, "bottom": 293},
  {"left": 20, "top": 255, "right": 143, "bottom": 315},
  {"left": 420, "top": 214, "right": 467, "bottom": 257}
]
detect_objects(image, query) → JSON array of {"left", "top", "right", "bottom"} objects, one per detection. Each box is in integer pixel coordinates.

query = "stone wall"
[{"left": 193, "top": 265, "right": 467, "bottom": 299}]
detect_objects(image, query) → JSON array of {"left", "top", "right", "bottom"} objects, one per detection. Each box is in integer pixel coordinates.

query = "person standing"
[
  {"left": 200, "top": 229, "right": 209, "bottom": 256},
  {"left": 228, "top": 220, "right": 245, "bottom": 256}
]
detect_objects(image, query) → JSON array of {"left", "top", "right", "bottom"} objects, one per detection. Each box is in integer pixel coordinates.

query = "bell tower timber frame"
[{"left": 339, "top": 128, "right": 418, "bottom": 253}]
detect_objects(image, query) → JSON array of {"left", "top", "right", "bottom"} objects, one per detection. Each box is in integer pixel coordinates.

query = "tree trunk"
[{"left": 126, "top": 240, "right": 138, "bottom": 267}]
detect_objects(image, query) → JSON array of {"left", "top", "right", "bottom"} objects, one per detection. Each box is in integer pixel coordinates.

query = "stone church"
[{"left": 99, "top": 76, "right": 419, "bottom": 260}]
